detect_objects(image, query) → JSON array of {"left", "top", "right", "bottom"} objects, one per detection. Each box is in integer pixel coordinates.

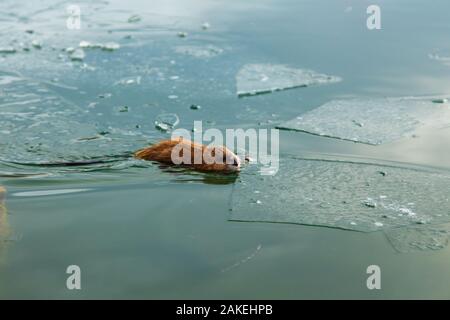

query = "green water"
[{"left": 1, "top": 0, "right": 450, "bottom": 299}]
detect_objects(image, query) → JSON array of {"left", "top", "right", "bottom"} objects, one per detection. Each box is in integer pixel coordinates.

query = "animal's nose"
[{"left": 233, "top": 159, "right": 239, "bottom": 166}]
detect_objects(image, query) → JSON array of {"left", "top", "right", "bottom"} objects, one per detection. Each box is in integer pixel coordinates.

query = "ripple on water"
[{"left": 0, "top": 72, "right": 148, "bottom": 172}]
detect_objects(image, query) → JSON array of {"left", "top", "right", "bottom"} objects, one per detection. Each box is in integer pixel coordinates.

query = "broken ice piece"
[
  {"left": 31, "top": 40, "right": 42, "bottom": 49},
  {"left": 428, "top": 53, "right": 450, "bottom": 66},
  {"left": 352, "top": 120, "right": 364, "bottom": 127},
  {"left": 236, "top": 64, "right": 341, "bottom": 97},
  {"left": 128, "top": 14, "right": 141, "bottom": 23},
  {"left": 432, "top": 98, "right": 448, "bottom": 104},
  {"left": 363, "top": 198, "right": 377, "bottom": 208},
  {"left": 231, "top": 157, "right": 450, "bottom": 232},
  {"left": 386, "top": 223, "right": 450, "bottom": 253},
  {"left": 98, "top": 93, "right": 112, "bottom": 99},
  {"left": 79, "top": 40, "right": 91, "bottom": 48},
  {"left": 65, "top": 47, "right": 75, "bottom": 53},
  {"left": 116, "top": 76, "right": 141, "bottom": 85},
  {"left": 70, "top": 48, "right": 86, "bottom": 61},
  {"left": 154, "top": 113, "right": 179, "bottom": 132},
  {"left": 80, "top": 41, "right": 104, "bottom": 49},
  {"left": 118, "top": 106, "right": 129, "bottom": 113},
  {"left": 102, "top": 42, "right": 120, "bottom": 51},
  {"left": 278, "top": 97, "right": 447, "bottom": 145},
  {"left": 0, "top": 47, "right": 16, "bottom": 54},
  {"left": 374, "top": 222, "right": 383, "bottom": 227}
]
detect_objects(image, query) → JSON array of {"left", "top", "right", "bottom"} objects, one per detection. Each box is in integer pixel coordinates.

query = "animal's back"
[{"left": 134, "top": 139, "right": 241, "bottom": 173}]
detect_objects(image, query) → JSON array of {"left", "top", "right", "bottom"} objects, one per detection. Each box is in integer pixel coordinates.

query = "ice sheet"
[
  {"left": 231, "top": 157, "right": 450, "bottom": 233},
  {"left": 236, "top": 64, "right": 341, "bottom": 97},
  {"left": 0, "top": 72, "right": 137, "bottom": 164},
  {"left": 385, "top": 223, "right": 450, "bottom": 253},
  {"left": 278, "top": 97, "right": 450, "bottom": 145}
]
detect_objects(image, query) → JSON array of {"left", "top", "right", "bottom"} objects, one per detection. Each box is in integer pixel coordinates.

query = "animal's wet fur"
[{"left": 135, "top": 138, "right": 241, "bottom": 173}]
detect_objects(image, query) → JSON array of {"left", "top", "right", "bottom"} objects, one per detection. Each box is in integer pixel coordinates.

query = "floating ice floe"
[
  {"left": 154, "top": 113, "right": 179, "bottom": 132},
  {"left": 432, "top": 98, "right": 448, "bottom": 104},
  {"left": 79, "top": 41, "right": 120, "bottom": 51},
  {"left": 127, "top": 14, "right": 141, "bottom": 23},
  {"left": 31, "top": 40, "right": 42, "bottom": 49},
  {"left": 385, "top": 223, "right": 450, "bottom": 253},
  {"left": 231, "top": 157, "right": 450, "bottom": 251},
  {"left": 115, "top": 76, "right": 141, "bottom": 85},
  {"left": 69, "top": 48, "right": 86, "bottom": 61},
  {"left": 236, "top": 64, "right": 341, "bottom": 97},
  {"left": 174, "top": 45, "right": 223, "bottom": 58},
  {"left": 428, "top": 53, "right": 450, "bottom": 67},
  {"left": 0, "top": 47, "right": 16, "bottom": 54},
  {"left": 102, "top": 42, "right": 120, "bottom": 51},
  {"left": 278, "top": 97, "right": 450, "bottom": 145}
]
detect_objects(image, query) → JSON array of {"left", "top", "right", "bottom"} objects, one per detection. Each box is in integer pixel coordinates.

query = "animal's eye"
[{"left": 222, "top": 154, "right": 227, "bottom": 163}]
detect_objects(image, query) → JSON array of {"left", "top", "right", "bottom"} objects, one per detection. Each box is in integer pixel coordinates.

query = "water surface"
[{"left": 1, "top": 0, "right": 450, "bottom": 299}]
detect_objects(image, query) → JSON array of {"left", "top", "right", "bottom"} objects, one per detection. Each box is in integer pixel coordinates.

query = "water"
[{"left": 2, "top": 0, "right": 450, "bottom": 299}]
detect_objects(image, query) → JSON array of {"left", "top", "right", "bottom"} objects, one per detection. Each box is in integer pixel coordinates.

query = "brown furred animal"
[{"left": 134, "top": 138, "right": 241, "bottom": 173}]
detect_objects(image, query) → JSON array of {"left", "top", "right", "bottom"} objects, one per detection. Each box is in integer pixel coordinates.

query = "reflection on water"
[{"left": 0, "top": 186, "right": 11, "bottom": 265}]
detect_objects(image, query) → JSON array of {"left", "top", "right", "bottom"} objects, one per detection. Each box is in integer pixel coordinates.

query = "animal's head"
[
  {"left": 201, "top": 145, "right": 241, "bottom": 173},
  {"left": 170, "top": 140, "right": 241, "bottom": 173}
]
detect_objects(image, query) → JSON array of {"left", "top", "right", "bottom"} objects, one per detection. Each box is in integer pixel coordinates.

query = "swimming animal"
[{"left": 134, "top": 138, "right": 241, "bottom": 173}]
